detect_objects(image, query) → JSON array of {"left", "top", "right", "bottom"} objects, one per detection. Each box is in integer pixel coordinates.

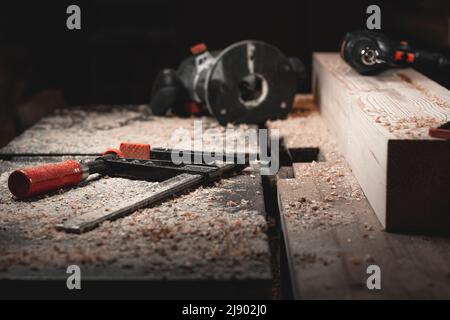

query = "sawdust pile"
[
  {"left": 280, "top": 159, "right": 363, "bottom": 231},
  {"left": 284, "top": 197, "right": 348, "bottom": 230},
  {"left": 270, "top": 108, "right": 365, "bottom": 231}
]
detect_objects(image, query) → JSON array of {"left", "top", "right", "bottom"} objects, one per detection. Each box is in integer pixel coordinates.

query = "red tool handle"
[
  {"left": 8, "top": 160, "right": 85, "bottom": 198},
  {"left": 429, "top": 127, "right": 450, "bottom": 140}
]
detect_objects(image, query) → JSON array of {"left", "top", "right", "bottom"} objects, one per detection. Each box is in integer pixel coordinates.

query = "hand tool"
[
  {"left": 429, "top": 121, "right": 450, "bottom": 140},
  {"left": 340, "top": 30, "right": 450, "bottom": 75},
  {"left": 7, "top": 142, "right": 250, "bottom": 233},
  {"left": 150, "top": 40, "right": 305, "bottom": 125}
]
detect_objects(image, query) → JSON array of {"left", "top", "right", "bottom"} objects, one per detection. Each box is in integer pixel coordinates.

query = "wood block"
[{"left": 313, "top": 53, "right": 450, "bottom": 235}]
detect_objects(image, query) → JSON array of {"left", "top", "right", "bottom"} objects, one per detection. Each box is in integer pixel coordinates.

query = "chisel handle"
[{"left": 8, "top": 160, "right": 88, "bottom": 198}]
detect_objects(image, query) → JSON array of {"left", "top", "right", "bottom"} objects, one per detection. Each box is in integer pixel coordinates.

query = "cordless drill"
[{"left": 340, "top": 30, "right": 450, "bottom": 75}]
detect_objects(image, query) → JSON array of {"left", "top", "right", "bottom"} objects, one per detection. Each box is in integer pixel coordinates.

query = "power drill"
[
  {"left": 340, "top": 30, "right": 450, "bottom": 75},
  {"left": 150, "top": 40, "right": 305, "bottom": 125}
]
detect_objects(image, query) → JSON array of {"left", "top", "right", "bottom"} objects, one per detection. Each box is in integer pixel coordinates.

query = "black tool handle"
[
  {"left": 289, "top": 57, "right": 306, "bottom": 90},
  {"left": 150, "top": 69, "right": 186, "bottom": 116},
  {"left": 414, "top": 50, "right": 450, "bottom": 71}
]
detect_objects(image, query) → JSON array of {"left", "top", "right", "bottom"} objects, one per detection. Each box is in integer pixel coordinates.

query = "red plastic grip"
[
  {"left": 102, "top": 148, "right": 125, "bottom": 158},
  {"left": 119, "top": 142, "right": 151, "bottom": 160},
  {"left": 190, "top": 43, "right": 207, "bottom": 55},
  {"left": 8, "top": 160, "right": 84, "bottom": 198}
]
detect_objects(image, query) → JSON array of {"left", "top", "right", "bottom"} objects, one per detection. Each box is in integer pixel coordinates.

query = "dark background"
[{"left": 0, "top": 0, "right": 449, "bottom": 146}]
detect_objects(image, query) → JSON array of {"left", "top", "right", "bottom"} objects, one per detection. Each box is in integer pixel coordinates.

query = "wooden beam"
[{"left": 313, "top": 53, "right": 450, "bottom": 235}]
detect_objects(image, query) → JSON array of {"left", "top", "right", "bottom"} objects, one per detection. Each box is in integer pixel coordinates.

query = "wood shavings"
[
  {"left": 283, "top": 197, "right": 353, "bottom": 231},
  {"left": 0, "top": 162, "right": 270, "bottom": 281}
]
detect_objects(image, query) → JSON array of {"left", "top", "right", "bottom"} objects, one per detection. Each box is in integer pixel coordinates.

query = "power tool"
[
  {"left": 150, "top": 40, "right": 305, "bottom": 125},
  {"left": 340, "top": 30, "right": 450, "bottom": 75}
]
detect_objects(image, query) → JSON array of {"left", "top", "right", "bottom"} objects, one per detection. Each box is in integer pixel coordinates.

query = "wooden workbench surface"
[
  {"left": 1, "top": 97, "right": 449, "bottom": 299},
  {"left": 0, "top": 105, "right": 258, "bottom": 155},
  {"left": 0, "top": 109, "right": 271, "bottom": 299},
  {"left": 269, "top": 95, "right": 450, "bottom": 299}
]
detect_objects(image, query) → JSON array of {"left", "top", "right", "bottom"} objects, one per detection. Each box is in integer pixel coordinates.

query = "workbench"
[
  {"left": 0, "top": 107, "right": 271, "bottom": 299},
  {"left": 1, "top": 96, "right": 450, "bottom": 299}
]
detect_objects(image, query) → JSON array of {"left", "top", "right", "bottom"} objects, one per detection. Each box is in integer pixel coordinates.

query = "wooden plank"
[
  {"left": 312, "top": 53, "right": 450, "bottom": 235},
  {"left": 278, "top": 162, "right": 450, "bottom": 299},
  {"left": 269, "top": 99, "right": 450, "bottom": 299}
]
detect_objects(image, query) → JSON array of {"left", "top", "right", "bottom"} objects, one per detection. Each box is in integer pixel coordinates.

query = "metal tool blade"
[{"left": 55, "top": 173, "right": 203, "bottom": 233}]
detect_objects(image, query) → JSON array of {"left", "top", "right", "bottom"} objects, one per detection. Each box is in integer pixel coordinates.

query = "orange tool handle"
[
  {"left": 8, "top": 160, "right": 86, "bottom": 198},
  {"left": 103, "top": 142, "right": 151, "bottom": 159}
]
